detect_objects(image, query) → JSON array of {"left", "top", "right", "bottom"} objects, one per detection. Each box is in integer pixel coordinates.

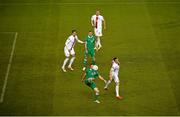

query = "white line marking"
[
  {"left": 0, "top": 32, "right": 18, "bottom": 103},
  {"left": 0, "top": 32, "right": 15, "bottom": 34},
  {"left": 0, "top": 2, "right": 180, "bottom": 6}
]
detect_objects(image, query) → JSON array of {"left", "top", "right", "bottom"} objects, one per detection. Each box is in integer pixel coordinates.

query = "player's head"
[
  {"left": 90, "top": 64, "right": 98, "bottom": 71},
  {"left": 72, "top": 29, "right": 77, "bottom": 36},
  {"left": 113, "top": 57, "right": 119, "bottom": 64},
  {"left": 88, "top": 30, "right": 93, "bottom": 36},
  {"left": 96, "top": 10, "right": 100, "bottom": 16}
]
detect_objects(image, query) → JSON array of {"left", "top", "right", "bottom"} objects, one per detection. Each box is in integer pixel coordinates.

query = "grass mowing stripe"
[{"left": 0, "top": 32, "right": 18, "bottom": 103}]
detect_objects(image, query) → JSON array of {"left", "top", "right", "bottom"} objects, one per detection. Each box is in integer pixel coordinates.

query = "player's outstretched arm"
[
  {"left": 98, "top": 75, "right": 107, "bottom": 84},
  {"left": 76, "top": 38, "right": 84, "bottom": 44}
]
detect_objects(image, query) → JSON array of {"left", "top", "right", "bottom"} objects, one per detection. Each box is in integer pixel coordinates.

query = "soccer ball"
[{"left": 92, "top": 65, "right": 98, "bottom": 71}]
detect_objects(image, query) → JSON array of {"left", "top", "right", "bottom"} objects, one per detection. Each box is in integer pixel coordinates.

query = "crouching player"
[
  {"left": 104, "top": 57, "right": 123, "bottom": 100},
  {"left": 83, "top": 31, "right": 96, "bottom": 71},
  {"left": 61, "top": 30, "right": 84, "bottom": 72},
  {"left": 82, "top": 65, "right": 106, "bottom": 103}
]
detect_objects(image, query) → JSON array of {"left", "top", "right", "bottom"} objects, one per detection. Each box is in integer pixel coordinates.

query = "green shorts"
[
  {"left": 86, "top": 50, "right": 95, "bottom": 58},
  {"left": 85, "top": 79, "right": 96, "bottom": 89}
]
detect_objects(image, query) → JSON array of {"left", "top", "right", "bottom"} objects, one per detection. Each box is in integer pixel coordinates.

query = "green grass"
[{"left": 0, "top": 0, "right": 180, "bottom": 115}]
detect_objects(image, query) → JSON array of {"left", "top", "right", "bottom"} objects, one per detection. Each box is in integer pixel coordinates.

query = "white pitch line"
[
  {"left": 0, "top": 32, "right": 18, "bottom": 103},
  {"left": 0, "top": 2, "right": 180, "bottom": 6},
  {"left": 0, "top": 32, "right": 15, "bottom": 34}
]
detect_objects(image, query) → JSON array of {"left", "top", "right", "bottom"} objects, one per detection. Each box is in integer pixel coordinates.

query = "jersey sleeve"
[
  {"left": 111, "top": 63, "right": 115, "bottom": 72},
  {"left": 91, "top": 15, "right": 94, "bottom": 21},
  {"left": 101, "top": 16, "right": 104, "bottom": 21},
  {"left": 65, "top": 37, "right": 70, "bottom": 46}
]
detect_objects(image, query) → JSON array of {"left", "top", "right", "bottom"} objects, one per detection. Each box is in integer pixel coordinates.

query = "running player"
[{"left": 104, "top": 57, "right": 123, "bottom": 100}]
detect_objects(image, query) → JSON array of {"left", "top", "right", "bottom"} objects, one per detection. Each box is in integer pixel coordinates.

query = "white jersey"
[
  {"left": 65, "top": 35, "right": 83, "bottom": 50},
  {"left": 111, "top": 61, "right": 120, "bottom": 76},
  {"left": 91, "top": 15, "right": 104, "bottom": 29}
]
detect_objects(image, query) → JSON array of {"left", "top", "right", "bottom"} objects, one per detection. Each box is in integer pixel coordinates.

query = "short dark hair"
[
  {"left": 113, "top": 57, "right": 117, "bottom": 61},
  {"left": 72, "top": 29, "right": 76, "bottom": 33},
  {"left": 89, "top": 30, "right": 92, "bottom": 32}
]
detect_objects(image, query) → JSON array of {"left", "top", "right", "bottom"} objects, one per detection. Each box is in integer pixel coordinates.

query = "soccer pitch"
[{"left": 0, "top": 0, "right": 180, "bottom": 115}]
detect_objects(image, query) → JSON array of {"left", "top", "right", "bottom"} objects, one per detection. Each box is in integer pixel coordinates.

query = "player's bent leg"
[
  {"left": 68, "top": 49, "right": 75, "bottom": 71},
  {"left": 104, "top": 79, "right": 112, "bottom": 90},
  {"left": 62, "top": 46, "right": 70, "bottom": 72},
  {"left": 68, "top": 55, "right": 75, "bottom": 71},
  {"left": 62, "top": 57, "right": 69, "bottom": 72},
  {"left": 94, "top": 87, "right": 100, "bottom": 103}
]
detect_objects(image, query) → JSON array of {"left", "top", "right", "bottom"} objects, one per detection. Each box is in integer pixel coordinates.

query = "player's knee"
[
  {"left": 65, "top": 57, "right": 69, "bottom": 60},
  {"left": 65, "top": 54, "right": 70, "bottom": 58},
  {"left": 71, "top": 56, "right": 75, "bottom": 60},
  {"left": 94, "top": 88, "right": 99, "bottom": 93},
  {"left": 108, "top": 79, "right": 112, "bottom": 83},
  {"left": 115, "top": 82, "right": 119, "bottom": 86}
]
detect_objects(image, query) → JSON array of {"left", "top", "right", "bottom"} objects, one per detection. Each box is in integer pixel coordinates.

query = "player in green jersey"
[
  {"left": 83, "top": 31, "right": 96, "bottom": 71},
  {"left": 82, "top": 65, "right": 107, "bottom": 103}
]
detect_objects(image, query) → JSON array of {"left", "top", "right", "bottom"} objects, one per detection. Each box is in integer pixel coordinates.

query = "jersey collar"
[{"left": 88, "top": 35, "right": 93, "bottom": 38}]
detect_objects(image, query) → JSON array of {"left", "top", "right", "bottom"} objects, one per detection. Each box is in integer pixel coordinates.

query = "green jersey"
[
  {"left": 85, "top": 35, "right": 96, "bottom": 51},
  {"left": 86, "top": 68, "right": 99, "bottom": 79}
]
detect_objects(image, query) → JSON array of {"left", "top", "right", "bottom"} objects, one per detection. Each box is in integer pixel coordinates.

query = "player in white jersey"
[
  {"left": 104, "top": 57, "right": 123, "bottom": 100},
  {"left": 91, "top": 10, "right": 106, "bottom": 51},
  {"left": 61, "top": 30, "right": 84, "bottom": 72}
]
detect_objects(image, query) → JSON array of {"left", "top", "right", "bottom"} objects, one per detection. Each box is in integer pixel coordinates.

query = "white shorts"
[
  {"left": 112, "top": 74, "right": 119, "bottom": 83},
  {"left": 94, "top": 28, "right": 102, "bottom": 37},
  {"left": 64, "top": 46, "right": 75, "bottom": 57}
]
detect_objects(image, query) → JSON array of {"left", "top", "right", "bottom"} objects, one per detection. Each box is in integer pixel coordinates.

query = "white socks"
[
  {"left": 96, "top": 92, "right": 99, "bottom": 95},
  {"left": 115, "top": 82, "right": 119, "bottom": 97}
]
